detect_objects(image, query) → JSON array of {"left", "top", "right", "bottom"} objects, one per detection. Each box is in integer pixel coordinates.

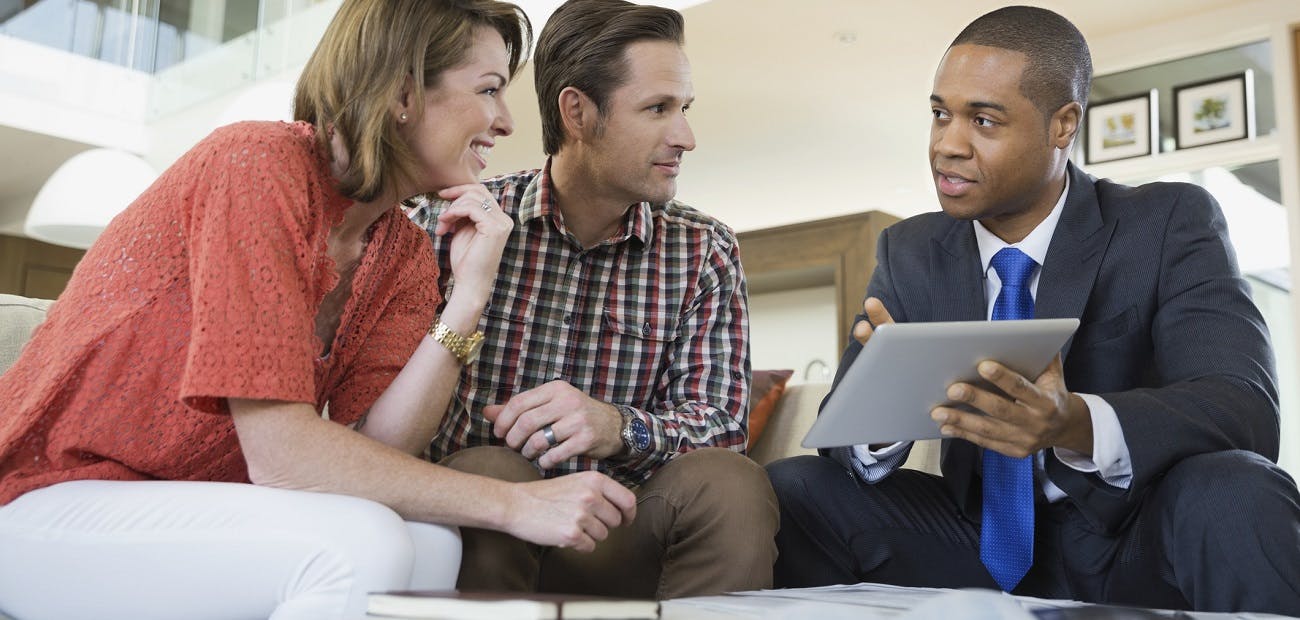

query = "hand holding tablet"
[{"left": 802, "top": 301, "right": 1079, "bottom": 449}]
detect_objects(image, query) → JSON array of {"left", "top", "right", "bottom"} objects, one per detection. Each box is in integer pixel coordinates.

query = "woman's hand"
[
  {"left": 433, "top": 184, "right": 513, "bottom": 307},
  {"left": 504, "top": 473, "right": 637, "bottom": 552}
]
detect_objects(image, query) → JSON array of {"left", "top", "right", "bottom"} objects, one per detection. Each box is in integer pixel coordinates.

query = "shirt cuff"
[
  {"left": 850, "top": 442, "right": 911, "bottom": 482},
  {"left": 1052, "top": 393, "right": 1133, "bottom": 489}
]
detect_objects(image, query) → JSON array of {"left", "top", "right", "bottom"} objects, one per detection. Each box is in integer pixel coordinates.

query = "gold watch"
[{"left": 429, "top": 319, "right": 485, "bottom": 365}]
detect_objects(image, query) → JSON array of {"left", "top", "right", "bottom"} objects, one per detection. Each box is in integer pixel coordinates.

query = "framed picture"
[
  {"left": 1085, "top": 90, "right": 1157, "bottom": 165},
  {"left": 1173, "top": 70, "right": 1254, "bottom": 149}
]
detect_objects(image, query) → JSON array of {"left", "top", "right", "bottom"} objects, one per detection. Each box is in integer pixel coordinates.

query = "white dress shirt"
[{"left": 851, "top": 178, "right": 1134, "bottom": 500}]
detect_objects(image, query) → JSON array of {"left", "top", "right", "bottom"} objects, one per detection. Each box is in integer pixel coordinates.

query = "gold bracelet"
[{"left": 429, "top": 319, "right": 485, "bottom": 365}]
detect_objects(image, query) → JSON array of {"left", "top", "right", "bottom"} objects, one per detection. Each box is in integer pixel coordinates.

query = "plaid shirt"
[{"left": 407, "top": 161, "right": 750, "bottom": 486}]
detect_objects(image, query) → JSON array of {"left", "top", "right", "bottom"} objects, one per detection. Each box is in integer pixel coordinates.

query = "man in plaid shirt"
[{"left": 407, "top": 0, "right": 777, "bottom": 600}]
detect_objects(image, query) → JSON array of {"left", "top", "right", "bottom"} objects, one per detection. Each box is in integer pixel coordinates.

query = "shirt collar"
[
  {"left": 515, "top": 160, "right": 551, "bottom": 225},
  {"left": 521, "top": 157, "right": 652, "bottom": 248},
  {"left": 973, "top": 175, "right": 1070, "bottom": 272}
]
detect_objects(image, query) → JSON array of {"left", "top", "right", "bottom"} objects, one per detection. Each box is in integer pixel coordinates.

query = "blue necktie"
[{"left": 981, "top": 247, "right": 1037, "bottom": 592}]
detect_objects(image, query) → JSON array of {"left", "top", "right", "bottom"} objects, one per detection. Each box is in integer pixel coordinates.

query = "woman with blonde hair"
[{"left": 0, "top": 1, "right": 635, "bottom": 618}]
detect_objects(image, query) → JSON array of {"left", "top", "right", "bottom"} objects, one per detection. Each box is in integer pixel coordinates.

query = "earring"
[{"left": 399, "top": 112, "right": 408, "bottom": 122}]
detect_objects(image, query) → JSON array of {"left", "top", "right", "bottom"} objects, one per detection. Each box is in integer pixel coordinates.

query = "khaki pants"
[{"left": 440, "top": 446, "right": 778, "bottom": 599}]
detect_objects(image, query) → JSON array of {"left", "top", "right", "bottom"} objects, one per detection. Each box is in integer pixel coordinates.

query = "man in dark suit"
[{"left": 765, "top": 6, "right": 1300, "bottom": 615}]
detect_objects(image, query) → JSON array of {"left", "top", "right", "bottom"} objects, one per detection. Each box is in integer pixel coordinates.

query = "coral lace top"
[{"left": 0, "top": 121, "right": 440, "bottom": 505}]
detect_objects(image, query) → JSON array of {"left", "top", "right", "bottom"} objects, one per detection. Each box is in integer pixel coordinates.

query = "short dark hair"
[
  {"left": 533, "top": 0, "right": 685, "bottom": 155},
  {"left": 951, "top": 6, "right": 1092, "bottom": 119}
]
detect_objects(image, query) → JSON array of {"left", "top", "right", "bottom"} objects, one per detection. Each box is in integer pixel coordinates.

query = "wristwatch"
[
  {"left": 428, "top": 319, "right": 485, "bottom": 365},
  {"left": 618, "top": 405, "right": 651, "bottom": 455}
]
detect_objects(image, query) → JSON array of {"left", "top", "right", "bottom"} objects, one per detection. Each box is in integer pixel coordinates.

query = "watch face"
[
  {"left": 465, "top": 337, "right": 484, "bottom": 363},
  {"left": 629, "top": 417, "right": 651, "bottom": 451}
]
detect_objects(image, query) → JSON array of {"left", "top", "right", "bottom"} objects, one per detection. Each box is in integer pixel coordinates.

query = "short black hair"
[{"left": 951, "top": 6, "right": 1092, "bottom": 119}]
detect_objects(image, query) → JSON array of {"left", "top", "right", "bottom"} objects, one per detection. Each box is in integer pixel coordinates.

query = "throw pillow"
[{"left": 748, "top": 369, "right": 794, "bottom": 445}]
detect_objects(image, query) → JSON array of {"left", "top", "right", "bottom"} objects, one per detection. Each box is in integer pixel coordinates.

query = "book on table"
[{"left": 366, "top": 590, "right": 660, "bottom": 619}]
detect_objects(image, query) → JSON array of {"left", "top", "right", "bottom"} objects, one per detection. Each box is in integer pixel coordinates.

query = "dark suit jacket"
[{"left": 824, "top": 162, "right": 1279, "bottom": 534}]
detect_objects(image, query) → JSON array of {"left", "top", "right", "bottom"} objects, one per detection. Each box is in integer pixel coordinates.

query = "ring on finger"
[
  {"left": 480, "top": 198, "right": 493, "bottom": 212},
  {"left": 542, "top": 423, "right": 559, "bottom": 448}
]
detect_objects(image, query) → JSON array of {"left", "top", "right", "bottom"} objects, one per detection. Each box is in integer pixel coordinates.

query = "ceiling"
[{"left": 0, "top": 0, "right": 1261, "bottom": 236}]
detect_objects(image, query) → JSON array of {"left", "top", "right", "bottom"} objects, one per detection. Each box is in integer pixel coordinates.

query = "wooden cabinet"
[
  {"left": 736, "top": 211, "right": 899, "bottom": 353},
  {"left": 1295, "top": 26, "right": 1300, "bottom": 194},
  {"left": 0, "top": 234, "right": 85, "bottom": 300}
]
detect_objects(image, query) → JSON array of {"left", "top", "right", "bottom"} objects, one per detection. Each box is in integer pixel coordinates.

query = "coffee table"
[{"left": 660, "top": 583, "right": 1297, "bottom": 619}]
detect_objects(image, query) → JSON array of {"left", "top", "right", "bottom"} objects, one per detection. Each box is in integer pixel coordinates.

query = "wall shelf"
[{"left": 1083, "top": 134, "right": 1281, "bottom": 183}]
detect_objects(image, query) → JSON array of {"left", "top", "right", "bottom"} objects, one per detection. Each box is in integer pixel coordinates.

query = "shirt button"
[
  {"left": 563, "top": 314, "right": 573, "bottom": 326},
  {"left": 641, "top": 322, "right": 651, "bottom": 336}
]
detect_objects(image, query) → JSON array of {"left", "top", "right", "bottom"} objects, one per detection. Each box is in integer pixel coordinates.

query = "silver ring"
[
  {"left": 542, "top": 424, "right": 559, "bottom": 448},
  {"left": 480, "top": 198, "right": 493, "bottom": 212}
]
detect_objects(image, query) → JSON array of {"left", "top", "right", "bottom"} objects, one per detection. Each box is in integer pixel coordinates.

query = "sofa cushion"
[
  {"left": 747, "top": 380, "right": 942, "bottom": 476},
  {"left": 0, "top": 294, "right": 54, "bottom": 375},
  {"left": 747, "top": 369, "right": 794, "bottom": 445},
  {"left": 748, "top": 382, "right": 828, "bottom": 466}
]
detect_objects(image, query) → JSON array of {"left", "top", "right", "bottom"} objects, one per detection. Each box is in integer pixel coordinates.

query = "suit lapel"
[
  {"left": 931, "top": 218, "right": 986, "bottom": 520},
  {"left": 1037, "top": 166, "right": 1134, "bottom": 531},
  {"left": 1035, "top": 164, "right": 1115, "bottom": 358},
  {"left": 931, "top": 218, "right": 987, "bottom": 322}
]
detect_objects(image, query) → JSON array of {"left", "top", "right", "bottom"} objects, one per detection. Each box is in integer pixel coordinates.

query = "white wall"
[
  {"left": 748, "top": 285, "right": 840, "bottom": 385},
  {"left": 0, "top": 35, "right": 151, "bottom": 152},
  {"left": 0, "top": 36, "right": 151, "bottom": 238},
  {"left": 0, "top": 191, "right": 34, "bottom": 236},
  {"left": 145, "top": 68, "right": 302, "bottom": 171}
]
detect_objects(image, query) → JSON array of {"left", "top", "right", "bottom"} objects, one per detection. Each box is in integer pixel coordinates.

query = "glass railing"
[
  {"left": 0, "top": 0, "right": 339, "bottom": 118},
  {"left": 2, "top": 0, "right": 230, "bottom": 73},
  {"left": 151, "top": 0, "right": 339, "bottom": 118}
]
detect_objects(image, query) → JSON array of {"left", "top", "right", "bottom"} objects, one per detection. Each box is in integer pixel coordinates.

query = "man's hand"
[
  {"left": 931, "top": 355, "right": 1093, "bottom": 457},
  {"left": 504, "top": 472, "right": 637, "bottom": 552},
  {"left": 855, "top": 297, "right": 897, "bottom": 451},
  {"left": 483, "top": 380, "right": 624, "bottom": 469},
  {"left": 852, "top": 296, "right": 895, "bottom": 346}
]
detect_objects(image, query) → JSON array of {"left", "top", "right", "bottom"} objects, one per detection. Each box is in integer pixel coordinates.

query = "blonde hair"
[{"left": 295, "top": 0, "right": 531, "bottom": 202}]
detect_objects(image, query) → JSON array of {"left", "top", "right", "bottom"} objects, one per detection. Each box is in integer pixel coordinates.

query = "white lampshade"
[{"left": 25, "top": 149, "right": 158, "bottom": 249}]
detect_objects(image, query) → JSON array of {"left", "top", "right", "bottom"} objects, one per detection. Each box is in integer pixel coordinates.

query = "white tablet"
[{"left": 801, "top": 318, "right": 1080, "bottom": 448}]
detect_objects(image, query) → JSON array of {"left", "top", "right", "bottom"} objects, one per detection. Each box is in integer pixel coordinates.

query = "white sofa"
[{"left": 0, "top": 294, "right": 53, "bottom": 374}]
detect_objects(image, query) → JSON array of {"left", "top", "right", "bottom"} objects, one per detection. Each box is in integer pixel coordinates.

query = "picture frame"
[
  {"left": 1084, "top": 90, "right": 1158, "bottom": 165},
  {"left": 1173, "top": 70, "right": 1254, "bottom": 149}
]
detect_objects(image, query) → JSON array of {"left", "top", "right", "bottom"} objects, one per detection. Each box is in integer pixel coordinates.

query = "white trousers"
[{"left": 0, "top": 480, "right": 461, "bottom": 620}]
